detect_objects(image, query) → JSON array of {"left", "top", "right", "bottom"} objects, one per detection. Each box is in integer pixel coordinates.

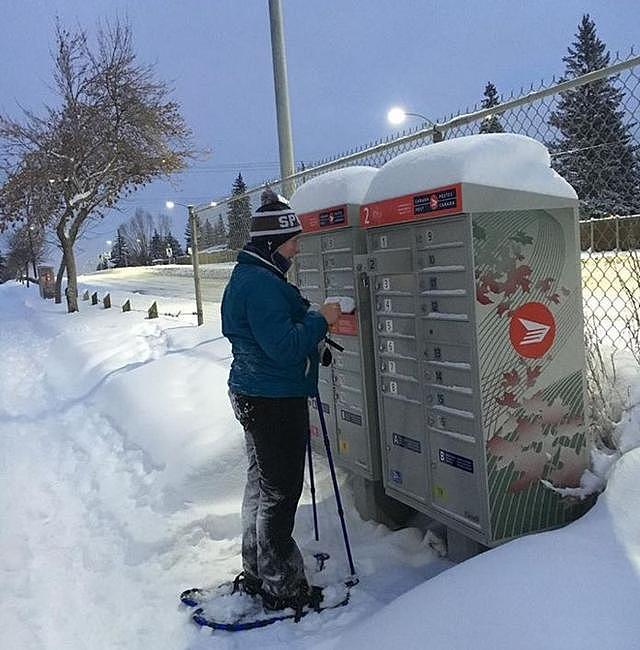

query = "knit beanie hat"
[{"left": 250, "top": 188, "right": 303, "bottom": 252}]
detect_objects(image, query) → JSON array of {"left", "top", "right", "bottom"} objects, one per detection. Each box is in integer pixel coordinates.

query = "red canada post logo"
[{"left": 509, "top": 302, "right": 556, "bottom": 358}]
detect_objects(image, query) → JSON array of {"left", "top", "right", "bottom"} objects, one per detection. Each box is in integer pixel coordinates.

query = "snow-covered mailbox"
[
  {"left": 291, "top": 167, "right": 381, "bottom": 480},
  {"left": 358, "top": 133, "right": 592, "bottom": 546}
]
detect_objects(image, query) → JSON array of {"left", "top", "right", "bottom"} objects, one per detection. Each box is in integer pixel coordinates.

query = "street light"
[
  {"left": 165, "top": 199, "right": 204, "bottom": 326},
  {"left": 386, "top": 106, "right": 443, "bottom": 142}
]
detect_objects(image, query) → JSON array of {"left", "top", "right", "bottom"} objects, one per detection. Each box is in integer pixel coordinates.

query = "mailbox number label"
[
  {"left": 385, "top": 319, "right": 393, "bottom": 332},
  {"left": 389, "top": 381, "right": 398, "bottom": 395},
  {"left": 384, "top": 298, "right": 392, "bottom": 312},
  {"left": 380, "top": 235, "right": 388, "bottom": 249},
  {"left": 382, "top": 277, "right": 391, "bottom": 290},
  {"left": 386, "top": 340, "right": 395, "bottom": 353}
]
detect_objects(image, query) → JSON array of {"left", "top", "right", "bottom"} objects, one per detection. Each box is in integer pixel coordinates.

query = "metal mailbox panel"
[
  {"left": 374, "top": 273, "right": 415, "bottom": 295},
  {"left": 377, "top": 335, "right": 419, "bottom": 359},
  {"left": 294, "top": 201, "right": 382, "bottom": 481},
  {"left": 324, "top": 270, "right": 354, "bottom": 291},
  {"left": 419, "top": 294, "right": 470, "bottom": 318},
  {"left": 381, "top": 399, "right": 428, "bottom": 503},
  {"left": 336, "top": 401, "right": 372, "bottom": 472},
  {"left": 297, "top": 252, "right": 322, "bottom": 271},
  {"left": 380, "top": 375, "right": 421, "bottom": 402},
  {"left": 332, "top": 350, "right": 361, "bottom": 373},
  {"left": 309, "top": 374, "right": 337, "bottom": 454},
  {"left": 425, "top": 383, "right": 474, "bottom": 414},
  {"left": 422, "top": 319, "right": 473, "bottom": 347},
  {"left": 415, "top": 245, "right": 467, "bottom": 271},
  {"left": 370, "top": 228, "right": 413, "bottom": 250},
  {"left": 429, "top": 432, "right": 484, "bottom": 530},
  {"left": 427, "top": 406, "right": 477, "bottom": 438},
  {"left": 323, "top": 250, "right": 353, "bottom": 270},
  {"left": 321, "top": 229, "right": 352, "bottom": 251},
  {"left": 369, "top": 250, "right": 413, "bottom": 274},
  {"left": 298, "top": 237, "right": 321, "bottom": 254},
  {"left": 379, "top": 356, "right": 419, "bottom": 380},
  {"left": 375, "top": 294, "right": 416, "bottom": 316},
  {"left": 423, "top": 361, "right": 473, "bottom": 389},
  {"left": 375, "top": 315, "right": 416, "bottom": 338},
  {"left": 418, "top": 270, "right": 468, "bottom": 292},
  {"left": 415, "top": 220, "right": 469, "bottom": 249},
  {"left": 424, "top": 341, "right": 473, "bottom": 366}
]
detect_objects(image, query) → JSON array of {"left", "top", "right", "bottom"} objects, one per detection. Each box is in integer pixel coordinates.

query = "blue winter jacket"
[{"left": 222, "top": 248, "right": 328, "bottom": 398}]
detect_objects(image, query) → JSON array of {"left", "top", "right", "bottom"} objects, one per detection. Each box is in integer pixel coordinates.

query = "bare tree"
[
  {"left": 0, "top": 20, "right": 195, "bottom": 312},
  {"left": 119, "top": 207, "right": 155, "bottom": 265}
]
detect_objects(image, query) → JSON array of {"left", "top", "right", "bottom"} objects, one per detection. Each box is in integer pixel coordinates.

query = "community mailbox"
[
  {"left": 291, "top": 167, "right": 381, "bottom": 480},
  {"left": 358, "top": 133, "right": 592, "bottom": 546}
]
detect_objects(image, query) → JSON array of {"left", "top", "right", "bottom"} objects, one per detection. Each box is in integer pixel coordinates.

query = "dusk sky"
[{"left": 1, "top": 0, "right": 639, "bottom": 268}]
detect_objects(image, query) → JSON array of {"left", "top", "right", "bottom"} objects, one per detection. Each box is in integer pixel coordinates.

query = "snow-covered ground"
[{"left": 2, "top": 277, "right": 640, "bottom": 650}]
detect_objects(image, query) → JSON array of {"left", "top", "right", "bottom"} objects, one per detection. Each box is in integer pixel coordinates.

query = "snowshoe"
[
  {"left": 180, "top": 571, "right": 261, "bottom": 608},
  {"left": 187, "top": 579, "right": 355, "bottom": 631}
]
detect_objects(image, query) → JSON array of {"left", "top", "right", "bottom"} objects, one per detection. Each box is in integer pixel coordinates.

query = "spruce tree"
[
  {"left": 549, "top": 14, "right": 640, "bottom": 217},
  {"left": 227, "top": 173, "right": 252, "bottom": 250},
  {"left": 109, "top": 228, "right": 129, "bottom": 267},
  {"left": 164, "top": 231, "right": 183, "bottom": 258},
  {"left": 150, "top": 229, "right": 165, "bottom": 260},
  {"left": 479, "top": 82, "right": 504, "bottom": 133},
  {"left": 204, "top": 218, "right": 215, "bottom": 248},
  {"left": 184, "top": 218, "right": 192, "bottom": 253},
  {"left": 215, "top": 215, "right": 227, "bottom": 247},
  {"left": 184, "top": 214, "right": 203, "bottom": 253}
]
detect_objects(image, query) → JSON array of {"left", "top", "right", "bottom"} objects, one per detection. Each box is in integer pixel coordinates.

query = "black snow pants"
[{"left": 231, "top": 393, "right": 309, "bottom": 599}]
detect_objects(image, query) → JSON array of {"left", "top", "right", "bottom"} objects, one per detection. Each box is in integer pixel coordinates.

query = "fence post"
[{"left": 615, "top": 216, "right": 620, "bottom": 251}]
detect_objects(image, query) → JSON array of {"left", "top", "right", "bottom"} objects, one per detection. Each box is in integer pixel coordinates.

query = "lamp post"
[
  {"left": 387, "top": 106, "right": 443, "bottom": 142},
  {"left": 166, "top": 200, "right": 204, "bottom": 326}
]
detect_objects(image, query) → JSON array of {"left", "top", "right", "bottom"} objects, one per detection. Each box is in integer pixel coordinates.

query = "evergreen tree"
[
  {"left": 549, "top": 14, "right": 640, "bottom": 217},
  {"left": 164, "top": 231, "right": 183, "bottom": 259},
  {"left": 150, "top": 229, "right": 165, "bottom": 260},
  {"left": 227, "top": 173, "right": 252, "bottom": 250},
  {"left": 204, "top": 218, "right": 215, "bottom": 248},
  {"left": 214, "top": 215, "right": 227, "bottom": 247},
  {"left": 109, "top": 228, "right": 129, "bottom": 267},
  {"left": 184, "top": 218, "right": 192, "bottom": 253},
  {"left": 184, "top": 214, "right": 203, "bottom": 252},
  {"left": 479, "top": 82, "right": 504, "bottom": 133}
]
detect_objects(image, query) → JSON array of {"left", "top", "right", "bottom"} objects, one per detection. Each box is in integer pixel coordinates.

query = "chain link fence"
[{"left": 203, "top": 52, "right": 640, "bottom": 363}]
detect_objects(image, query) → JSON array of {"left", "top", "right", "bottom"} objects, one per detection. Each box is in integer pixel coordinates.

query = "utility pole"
[
  {"left": 268, "top": 0, "right": 295, "bottom": 198},
  {"left": 188, "top": 205, "right": 204, "bottom": 326}
]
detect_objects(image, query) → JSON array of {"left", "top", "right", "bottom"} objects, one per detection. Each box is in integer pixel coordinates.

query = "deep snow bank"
[{"left": 316, "top": 445, "right": 640, "bottom": 650}]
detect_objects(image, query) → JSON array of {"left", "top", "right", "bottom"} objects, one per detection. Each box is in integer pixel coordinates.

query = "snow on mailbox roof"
[
  {"left": 290, "top": 165, "right": 378, "bottom": 214},
  {"left": 362, "top": 133, "right": 577, "bottom": 204}
]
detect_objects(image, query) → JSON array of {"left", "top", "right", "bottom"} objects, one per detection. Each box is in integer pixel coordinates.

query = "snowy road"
[{"left": 78, "top": 264, "right": 233, "bottom": 305}]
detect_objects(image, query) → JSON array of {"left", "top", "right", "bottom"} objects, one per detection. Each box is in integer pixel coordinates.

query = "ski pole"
[
  {"left": 307, "top": 430, "right": 320, "bottom": 541},
  {"left": 314, "top": 392, "right": 356, "bottom": 578}
]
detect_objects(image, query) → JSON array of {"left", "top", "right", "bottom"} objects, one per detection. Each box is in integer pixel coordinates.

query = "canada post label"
[
  {"left": 439, "top": 448, "right": 474, "bottom": 473},
  {"left": 299, "top": 204, "right": 349, "bottom": 233},
  {"left": 413, "top": 187, "right": 458, "bottom": 215},
  {"left": 392, "top": 433, "right": 422, "bottom": 454},
  {"left": 319, "top": 207, "right": 346, "bottom": 227}
]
